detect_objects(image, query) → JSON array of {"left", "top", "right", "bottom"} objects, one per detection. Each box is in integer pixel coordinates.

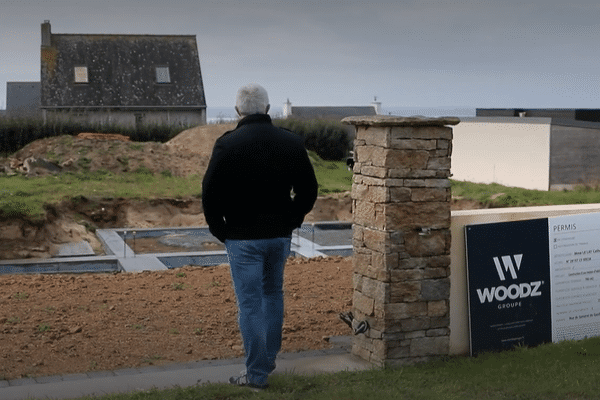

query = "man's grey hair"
[{"left": 235, "top": 83, "right": 270, "bottom": 116}]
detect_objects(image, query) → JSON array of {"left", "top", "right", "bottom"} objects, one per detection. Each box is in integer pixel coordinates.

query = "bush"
[
  {"left": 274, "top": 118, "right": 350, "bottom": 161},
  {"left": 0, "top": 116, "right": 350, "bottom": 160},
  {"left": 0, "top": 116, "right": 186, "bottom": 155}
]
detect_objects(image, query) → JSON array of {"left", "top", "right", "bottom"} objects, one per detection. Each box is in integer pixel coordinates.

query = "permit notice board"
[{"left": 465, "top": 212, "right": 600, "bottom": 355}]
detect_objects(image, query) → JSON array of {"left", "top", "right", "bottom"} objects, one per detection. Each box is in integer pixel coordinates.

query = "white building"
[{"left": 452, "top": 109, "right": 600, "bottom": 191}]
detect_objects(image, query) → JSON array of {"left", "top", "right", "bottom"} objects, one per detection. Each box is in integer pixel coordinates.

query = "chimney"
[
  {"left": 41, "top": 20, "right": 51, "bottom": 47},
  {"left": 371, "top": 96, "right": 382, "bottom": 115}
]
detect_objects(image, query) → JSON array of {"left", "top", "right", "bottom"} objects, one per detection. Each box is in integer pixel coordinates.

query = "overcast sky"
[{"left": 2, "top": 0, "right": 600, "bottom": 110}]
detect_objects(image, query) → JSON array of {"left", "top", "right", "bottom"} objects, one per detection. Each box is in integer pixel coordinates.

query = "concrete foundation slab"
[
  {"left": 118, "top": 255, "right": 168, "bottom": 272},
  {"left": 0, "top": 223, "right": 353, "bottom": 275},
  {"left": 0, "top": 256, "right": 119, "bottom": 274}
]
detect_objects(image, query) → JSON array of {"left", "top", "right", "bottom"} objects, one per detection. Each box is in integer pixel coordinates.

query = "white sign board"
[{"left": 549, "top": 214, "right": 600, "bottom": 342}]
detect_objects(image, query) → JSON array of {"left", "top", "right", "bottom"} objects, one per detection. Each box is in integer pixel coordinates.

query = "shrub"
[
  {"left": 0, "top": 116, "right": 187, "bottom": 155},
  {"left": 0, "top": 115, "right": 350, "bottom": 160},
  {"left": 274, "top": 118, "right": 350, "bottom": 161}
]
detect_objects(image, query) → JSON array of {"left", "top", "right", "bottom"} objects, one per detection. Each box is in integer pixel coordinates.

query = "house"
[
  {"left": 452, "top": 109, "right": 600, "bottom": 191},
  {"left": 40, "top": 20, "right": 206, "bottom": 128},
  {"left": 6, "top": 82, "right": 41, "bottom": 117},
  {"left": 282, "top": 98, "right": 381, "bottom": 145},
  {"left": 282, "top": 98, "right": 381, "bottom": 121}
]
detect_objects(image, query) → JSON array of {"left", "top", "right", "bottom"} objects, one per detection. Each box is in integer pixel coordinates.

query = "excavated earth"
[
  {"left": 0, "top": 257, "right": 353, "bottom": 380},
  {"left": 0, "top": 124, "right": 485, "bottom": 380}
]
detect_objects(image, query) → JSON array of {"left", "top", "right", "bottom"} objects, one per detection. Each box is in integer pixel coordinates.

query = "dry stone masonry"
[{"left": 342, "top": 115, "right": 460, "bottom": 366}]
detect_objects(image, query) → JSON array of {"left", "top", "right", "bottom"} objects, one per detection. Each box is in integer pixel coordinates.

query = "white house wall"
[{"left": 452, "top": 117, "right": 551, "bottom": 191}]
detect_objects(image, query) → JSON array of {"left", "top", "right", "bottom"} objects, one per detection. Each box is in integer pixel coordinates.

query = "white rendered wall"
[
  {"left": 449, "top": 204, "right": 600, "bottom": 355},
  {"left": 452, "top": 117, "right": 552, "bottom": 191}
]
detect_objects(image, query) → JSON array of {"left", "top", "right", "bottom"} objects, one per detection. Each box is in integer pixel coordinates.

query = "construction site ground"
[{"left": 0, "top": 123, "right": 484, "bottom": 380}]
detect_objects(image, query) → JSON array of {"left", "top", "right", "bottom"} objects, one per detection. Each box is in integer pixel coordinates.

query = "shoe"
[
  {"left": 353, "top": 319, "right": 369, "bottom": 335},
  {"left": 229, "top": 372, "right": 269, "bottom": 391},
  {"left": 339, "top": 311, "right": 354, "bottom": 328}
]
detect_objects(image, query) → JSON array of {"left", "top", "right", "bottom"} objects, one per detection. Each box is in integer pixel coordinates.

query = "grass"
[
  {"left": 42, "top": 336, "right": 600, "bottom": 399},
  {"left": 171, "top": 282, "right": 186, "bottom": 291},
  {"left": 207, "top": 279, "right": 221, "bottom": 288},
  {"left": 5, "top": 316, "right": 20, "bottom": 324},
  {"left": 309, "top": 152, "right": 353, "bottom": 195},
  {"left": 13, "top": 291, "right": 29, "bottom": 300},
  {"left": 4, "top": 158, "right": 600, "bottom": 222},
  {"left": 452, "top": 180, "right": 600, "bottom": 208},
  {"left": 0, "top": 152, "right": 352, "bottom": 220},
  {"left": 0, "top": 170, "right": 202, "bottom": 220}
]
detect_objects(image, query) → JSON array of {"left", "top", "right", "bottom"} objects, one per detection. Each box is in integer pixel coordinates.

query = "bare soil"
[
  {"left": 0, "top": 125, "right": 487, "bottom": 380},
  {"left": 0, "top": 256, "right": 352, "bottom": 380}
]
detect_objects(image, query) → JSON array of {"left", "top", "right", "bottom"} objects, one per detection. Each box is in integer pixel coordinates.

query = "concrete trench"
[{"left": 0, "top": 222, "right": 352, "bottom": 275}]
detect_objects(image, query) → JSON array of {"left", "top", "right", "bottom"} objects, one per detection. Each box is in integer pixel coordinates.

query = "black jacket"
[{"left": 201, "top": 114, "right": 318, "bottom": 242}]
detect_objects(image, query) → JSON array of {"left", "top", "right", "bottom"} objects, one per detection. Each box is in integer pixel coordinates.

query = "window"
[
  {"left": 74, "top": 66, "right": 88, "bottom": 83},
  {"left": 155, "top": 66, "right": 170, "bottom": 84}
]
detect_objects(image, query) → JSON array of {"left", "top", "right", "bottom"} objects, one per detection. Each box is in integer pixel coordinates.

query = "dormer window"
[
  {"left": 74, "top": 66, "right": 88, "bottom": 83},
  {"left": 156, "top": 66, "right": 170, "bottom": 84}
]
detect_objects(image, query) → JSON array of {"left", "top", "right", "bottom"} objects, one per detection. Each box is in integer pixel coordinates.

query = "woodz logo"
[{"left": 476, "top": 254, "right": 544, "bottom": 304}]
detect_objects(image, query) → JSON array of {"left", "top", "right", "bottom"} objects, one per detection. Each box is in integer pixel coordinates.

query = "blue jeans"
[{"left": 225, "top": 237, "right": 291, "bottom": 387}]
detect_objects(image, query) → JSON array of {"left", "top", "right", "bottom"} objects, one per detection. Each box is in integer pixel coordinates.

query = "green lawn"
[
  {"left": 47, "top": 336, "right": 600, "bottom": 399},
  {"left": 0, "top": 154, "right": 353, "bottom": 220},
  {"left": 310, "top": 152, "right": 353, "bottom": 195},
  {"left": 0, "top": 171, "right": 202, "bottom": 220},
  {"left": 452, "top": 180, "right": 600, "bottom": 207},
  {"left": 6, "top": 163, "right": 600, "bottom": 222}
]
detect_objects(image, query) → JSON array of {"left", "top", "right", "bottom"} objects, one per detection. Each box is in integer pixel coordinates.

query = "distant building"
[
  {"left": 282, "top": 99, "right": 380, "bottom": 120},
  {"left": 40, "top": 20, "right": 206, "bottom": 128},
  {"left": 451, "top": 109, "right": 600, "bottom": 191},
  {"left": 476, "top": 108, "right": 600, "bottom": 122},
  {"left": 6, "top": 82, "right": 41, "bottom": 117}
]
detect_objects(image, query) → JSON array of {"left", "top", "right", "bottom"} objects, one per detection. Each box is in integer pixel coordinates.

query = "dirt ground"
[
  {"left": 0, "top": 256, "right": 352, "bottom": 380},
  {"left": 0, "top": 125, "right": 486, "bottom": 380}
]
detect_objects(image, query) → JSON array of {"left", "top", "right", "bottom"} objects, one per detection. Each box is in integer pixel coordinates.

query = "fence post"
[{"left": 342, "top": 115, "right": 459, "bottom": 366}]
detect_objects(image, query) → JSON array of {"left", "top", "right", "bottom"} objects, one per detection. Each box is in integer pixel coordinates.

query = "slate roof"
[{"left": 41, "top": 22, "right": 206, "bottom": 110}]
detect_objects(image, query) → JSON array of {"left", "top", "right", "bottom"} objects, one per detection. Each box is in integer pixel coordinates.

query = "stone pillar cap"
[{"left": 342, "top": 115, "right": 460, "bottom": 127}]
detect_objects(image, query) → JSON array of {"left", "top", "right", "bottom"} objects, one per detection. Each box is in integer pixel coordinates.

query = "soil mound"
[
  {"left": 76, "top": 132, "right": 131, "bottom": 141},
  {"left": 165, "top": 123, "right": 235, "bottom": 159},
  {"left": 1, "top": 123, "right": 237, "bottom": 177}
]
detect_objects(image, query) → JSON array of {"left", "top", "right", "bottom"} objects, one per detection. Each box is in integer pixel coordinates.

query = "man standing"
[{"left": 202, "top": 83, "right": 318, "bottom": 389}]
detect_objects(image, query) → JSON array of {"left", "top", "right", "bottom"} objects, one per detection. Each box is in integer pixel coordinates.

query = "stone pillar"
[{"left": 342, "top": 115, "right": 459, "bottom": 366}]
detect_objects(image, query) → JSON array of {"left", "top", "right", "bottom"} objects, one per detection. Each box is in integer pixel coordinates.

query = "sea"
[{"left": 206, "top": 106, "right": 476, "bottom": 124}]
